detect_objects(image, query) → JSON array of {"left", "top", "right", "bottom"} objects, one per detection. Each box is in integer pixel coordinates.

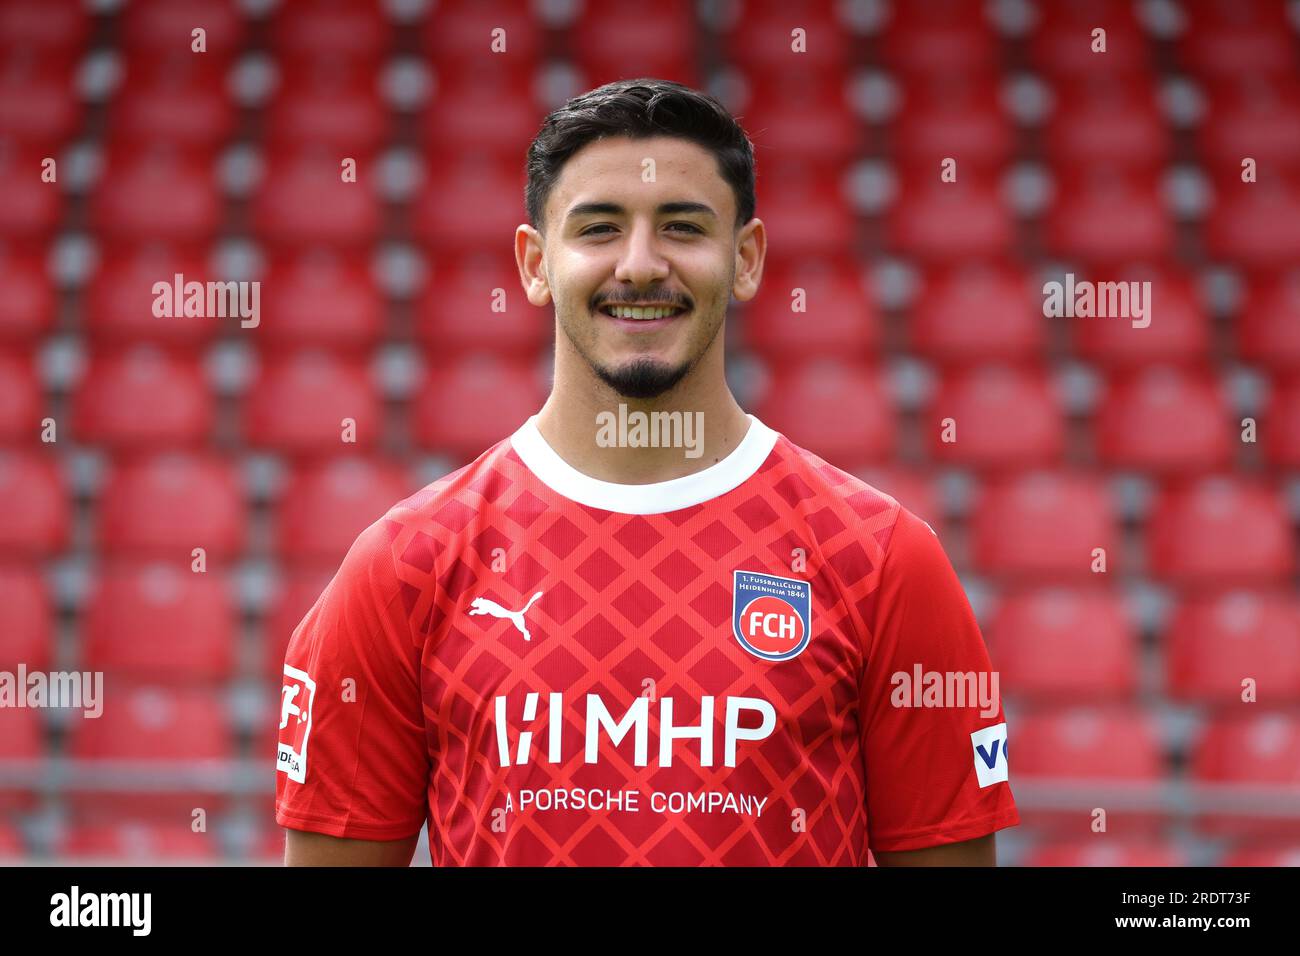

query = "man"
[{"left": 276, "top": 78, "right": 1018, "bottom": 866}]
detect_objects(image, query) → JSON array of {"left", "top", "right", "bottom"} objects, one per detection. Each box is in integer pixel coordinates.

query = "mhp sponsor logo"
[
  {"left": 970, "top": 722, "right": 1009, "bottom": 788},
  {"left": 732, "top": 570, "right": 811, "bottom": 662}
]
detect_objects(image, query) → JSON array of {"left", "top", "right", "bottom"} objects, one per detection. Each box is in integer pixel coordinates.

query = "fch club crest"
[{"left": 732, "top": 570, "right": 812, "bottom": 662}]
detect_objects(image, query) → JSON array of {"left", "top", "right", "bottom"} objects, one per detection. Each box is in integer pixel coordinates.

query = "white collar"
[{"left": 509, "top": 413, "right": 780, "bottom": 515}]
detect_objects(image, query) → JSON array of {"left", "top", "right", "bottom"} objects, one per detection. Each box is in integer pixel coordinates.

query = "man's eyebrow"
[{"left": 565, "top": 201, "right": 718, "bottom": 221}]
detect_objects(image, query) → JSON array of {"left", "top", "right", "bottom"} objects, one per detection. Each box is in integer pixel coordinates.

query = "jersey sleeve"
[
  {"left": 275, "top": 514, "right": 430, "bottom": 840},
  {"left": 858, "top": 506, "right": 1019, "bottom": 853}
]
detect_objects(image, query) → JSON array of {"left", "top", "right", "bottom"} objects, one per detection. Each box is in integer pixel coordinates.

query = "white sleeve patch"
[
  {"left": 277, "top": 665, "right": 317, "bottom": 784},
  {"left": 970, "top": 722, "right": 1009, "bottom": 788}
]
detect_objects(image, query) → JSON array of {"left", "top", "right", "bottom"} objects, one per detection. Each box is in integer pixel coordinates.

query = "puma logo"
[{"left": 468, "top": 592, "right": 544, "bottom": 641}]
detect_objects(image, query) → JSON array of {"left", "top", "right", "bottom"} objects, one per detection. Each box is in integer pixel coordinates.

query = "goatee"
[{"left": 594, "top": 356, "right": 692, "bottom": 400}]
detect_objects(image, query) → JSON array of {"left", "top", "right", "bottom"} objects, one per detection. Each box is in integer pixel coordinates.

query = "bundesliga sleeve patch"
[
  {"left": 278, "top": 664, "right": 317, "bottom": 784},
  {"left": 732, "top": 570, "right": 812, "bottom": 662},
  {"left": 970, "top": 722, "right": 1009, "bottom": 788}
]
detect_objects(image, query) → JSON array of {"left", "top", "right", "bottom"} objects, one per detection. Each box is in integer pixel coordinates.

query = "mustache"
[{"left": 593, "top": 297, "right": 692, "bottom": 310}]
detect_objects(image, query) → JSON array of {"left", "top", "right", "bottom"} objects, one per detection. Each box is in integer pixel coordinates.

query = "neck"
[{"left": 535, "top": 336, "right": 752, "bottom": 484}]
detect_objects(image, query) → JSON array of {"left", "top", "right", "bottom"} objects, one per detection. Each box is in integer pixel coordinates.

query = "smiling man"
[{"left": 276, "top": 78, "right": 1019, "bottom": 866}]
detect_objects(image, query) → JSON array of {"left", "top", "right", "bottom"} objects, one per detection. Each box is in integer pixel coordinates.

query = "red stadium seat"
[
  {"left": 1263, "top": 374, "right": 1300, "bottom": 468},
  {"left": 0, "top": 348, "right": 40, "bottom": 442},
  {"left": 252, "top": 146, "right": 381, "bottom": 248},
  {"left": 1147, "top": 476, "right": 1293, "bottom": 586},
  {"left": 259, "top": 248, "right": 385, "bottom": 351},
  {"left": 243, "top": 350, "right": 380, "bottom": 455},
  {"left": 85, "top": 244, "right": 219, "bottom": 347},
  {"left": 1177, "top": 0, "right": 1296, "bottom": 78},
  {"left": 262, "top": 568, "right": 336, "bottom": 677},
  {"left": 1095, "top": 366, "right": 1232, "bottom": 475},
  {"left": 0, "top": 450, "right": 69, "bottom": 556},
  {"left": 0, "top": 706, "right": 42, "bottom": 758},
  {"left": 424, "top": 0, "right": 544, "bottom": 65},
  {"left": 264, "top": 58, "right": 387, "bottom": 152},
  {"left": 255, "top": 824, "right": 287, "bottom": 863},
  {"left": 1071, "top": 264, "right": 1210, "bottom": 368},
  {"left": 111, "top": 50, "right": 236, "bottom": 148},
  {"left": 0, "top": 140, "right": 62, "bottom": 239},
  {"left": 1012, "top": 706, "right": 1165, "bottom": 836},
  {"left": 893, "top": 73, "right": 1014, "bottom": 173},
  {"left": 83, "top": 562, "right": 237, "bottom": 682},
  {"left": 1044, "top": 72, "right": 1168, "bottom": 173},
  {"left": 1190, "top": 711, "right": 1300, "bottom": 839},
  {"left": 909, "top": 261, "right": 1044, "bottom": 364},
  {"left": 1021, "top": 839, "right": 1187, "bottom": 867},
  {"left": 1205, "top": 169, "right": 1300, "bottom": 268},
  {"left": 414, "top": 151, "right": 526, "bottom": 251},
  {"left": 741, "top": 255, "right": 881, "bottom": 358},
  {"left": 0, "top": 564, "right": 52, "bottom": 671},
  {"left": 1198, "top": 76, "right": 1300, "bottom": 171},
  {"left": 733, "top": 69, "right": 863, "bottom": 163},
  {"left": 1238, "top": 269, "right": 1300, "bottom": 370},
  {"left": 275, "top": 456, "right": 411, "bottom": 565},
  {"left": 988, "top": 586, "right": 1138, "bottom": 699},
  {"left": 721, "top": 1, "right": 852, "bottom": 73},
  {"left": 881, "top": 2, "right": 1000, "bottom": 76},
  {"left": 0, "top": 246, "right": 54, "bottom": 342},
  {"left": 268, "top": 0, "right": 390, "bottom": 63},
  {"left": 925, "top": 365, "right": 1065, "bottom": 471},
  {"left": 1044, "top": 167, "right": 1173, "bottom": 264},
  {"left": 0, "top": 706, "right": 43, "bottom": 811},
  {"left": 89, "top": 143, "right": 221, "bottom": 243},
  {"left": 415, "top": 251, "right": 550, "bottom": 355},
  {"left": 65, "top": 686, "right": 236, "bottom": 822},
  {"left": 421, "top": 65, "right": 545, "bottom": 159},
  {"left": 889, "top": 166, "right": 1014, "bottom": 262},
  {"left": 65, "top": 684, "right": 235, "bottom": 818},
  {"left": 0, "top": 50, "right": 82, "bottom": 148},
  {"left": 1165, "top": 590, "right": 1300, "bottom": 704},
  {"left": 969, "top": 471, "right": 1120, "bottom": 580},
  {"left": 98, "top": 452, "right": 244, "bottom": 560},
  {"left": 850, "top": 466, "right": 946, "bottom": 539},
  {"left": 54, "top": 820, "right": 219, "bottom": 861},
  {"left": 1220, "top": 844, "right": 1300, "bottom": 867},
  {"left": 412, "top": 355, "right": 547, "bottom": 460},
  {"left": 0, "top": 0, "right": 90, "bottom": 52},
  {"left": 751, "top": 359, "right": 895, "bottom": 468},
  {"left": 569, "top": 0, "right": 699, "bottom": 92},
  {"left": 0, "top": 823, "right": 23, "bottom": 857},
  {"left": 755, "top": 159, "right": 858, "bottom": 255},
  {"left": 1027, "top": 0, "right": 1149, "bottom": 77},
  {"left": 118, "top": 0, "right": 245, "bottom": 53},
  {"left": 72, "top": 346, "right": 213, "bottom": 449}
]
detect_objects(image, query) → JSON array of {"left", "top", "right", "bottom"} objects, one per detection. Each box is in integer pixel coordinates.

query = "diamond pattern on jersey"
[{"left": 384, "top": 434, "right": 900, "bottom": 865}]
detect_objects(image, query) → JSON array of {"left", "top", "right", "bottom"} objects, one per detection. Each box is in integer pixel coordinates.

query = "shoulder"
[
  {"left": 762, "top": 428, "right": 909, "bottom": 550},
  {"left": 332, "top": 435, "right": 518, "bottom": 598}
]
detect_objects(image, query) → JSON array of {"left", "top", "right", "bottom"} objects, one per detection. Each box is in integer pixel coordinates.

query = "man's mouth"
[{"left": 596, "top": 303, "right": 690, "bottom": 322}]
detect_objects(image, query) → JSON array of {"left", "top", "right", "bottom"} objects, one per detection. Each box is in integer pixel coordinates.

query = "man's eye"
[{"left": 581, "top": 223, "right": 702, "bottom": 236}]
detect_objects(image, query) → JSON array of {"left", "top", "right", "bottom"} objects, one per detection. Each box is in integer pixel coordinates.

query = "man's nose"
[{"left": 613, "top": 221, "right": 670, "bottom": 286}]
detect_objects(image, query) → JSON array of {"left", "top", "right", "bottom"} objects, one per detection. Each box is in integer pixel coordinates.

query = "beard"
[
  {"left": 592, "top": 354, "right": 694, "bottom": 400},
  {"left": 558, "top": 301, "right": 720, "bottom": 401}
]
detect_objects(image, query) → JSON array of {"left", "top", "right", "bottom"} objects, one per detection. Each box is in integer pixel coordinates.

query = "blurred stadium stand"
[{"left": 0, "top": 0, "right": 1298, "bottom": 866}]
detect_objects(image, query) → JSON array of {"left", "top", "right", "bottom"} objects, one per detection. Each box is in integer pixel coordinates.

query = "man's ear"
[
  {"left": 731, "top": 217, "right": 766, "bottom": 303},
  {"left": 516, "top": 224, "right": 552, "bottom": 307}
]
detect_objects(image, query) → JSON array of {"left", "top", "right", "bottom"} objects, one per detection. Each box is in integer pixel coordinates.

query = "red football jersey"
[{"left": 276, "top": 414, "right": 1019, "bottom": 864}]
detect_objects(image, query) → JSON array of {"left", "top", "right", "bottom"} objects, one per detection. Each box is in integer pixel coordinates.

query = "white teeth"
[{"left": 601, "top": 305, "right": 684, "bottom": 320}]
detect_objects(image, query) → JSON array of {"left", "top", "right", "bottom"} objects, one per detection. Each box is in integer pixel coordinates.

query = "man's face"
[{"left": 527, "top": 135, "right": 749, "bottom": 400}]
